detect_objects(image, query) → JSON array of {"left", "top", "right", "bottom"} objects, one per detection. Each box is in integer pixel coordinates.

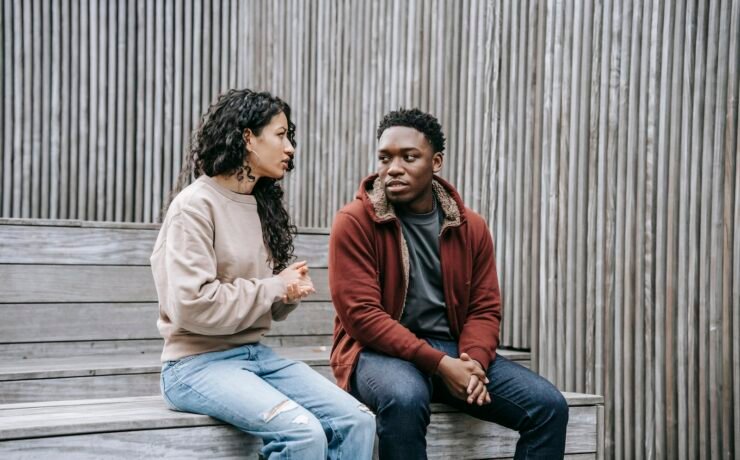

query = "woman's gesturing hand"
[{"left": 277, "top": 261, "right": 316, "bottom": 303}]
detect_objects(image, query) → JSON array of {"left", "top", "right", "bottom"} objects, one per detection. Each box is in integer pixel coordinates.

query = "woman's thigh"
[
  {"left": 161, "top": 350, "right": 322, "bottom": 436},
  {"left": 254, "top": 344, "right": 375, "bottom": 421}
]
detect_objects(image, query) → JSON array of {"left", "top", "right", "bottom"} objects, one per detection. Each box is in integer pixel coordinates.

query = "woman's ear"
[{"left": 243, "top": 129, "right": 254, "bottom": 149}]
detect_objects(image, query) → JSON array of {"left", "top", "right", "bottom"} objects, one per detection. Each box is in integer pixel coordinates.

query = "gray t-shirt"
[{"left": 397, "top": 198, "right": 453, "bottom": 340}]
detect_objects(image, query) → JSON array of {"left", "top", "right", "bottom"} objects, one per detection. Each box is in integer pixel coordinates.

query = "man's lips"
[{"left": 385, "top": 181, "right": 409, "bottom": 191}]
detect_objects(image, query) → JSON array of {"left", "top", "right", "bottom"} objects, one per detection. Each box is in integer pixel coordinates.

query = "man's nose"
[{"left": 387, "top": 159, "right": 403, "bottom": 176}]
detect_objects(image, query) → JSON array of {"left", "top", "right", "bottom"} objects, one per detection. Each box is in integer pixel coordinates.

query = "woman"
[{"left": 151, "top": 89, "right": 375, "bottom": 459}]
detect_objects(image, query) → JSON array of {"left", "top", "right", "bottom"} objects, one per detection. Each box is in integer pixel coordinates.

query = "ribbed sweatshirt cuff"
[{"left": 413, "top": 343, "right": 447, "bottom": 375}]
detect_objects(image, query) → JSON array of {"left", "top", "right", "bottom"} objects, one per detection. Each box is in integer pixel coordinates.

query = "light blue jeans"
[{"left": 161, "top": 343, "right": 376, "bottom": 459}]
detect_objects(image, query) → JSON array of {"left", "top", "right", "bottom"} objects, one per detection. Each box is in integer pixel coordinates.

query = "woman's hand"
[{"left": 277, "top": 261, "right": 315, "bottom": 303}]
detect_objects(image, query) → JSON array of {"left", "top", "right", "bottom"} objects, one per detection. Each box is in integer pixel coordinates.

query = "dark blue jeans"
[{"left": 350, "top": 339, "right": 568, "bottom": 460}]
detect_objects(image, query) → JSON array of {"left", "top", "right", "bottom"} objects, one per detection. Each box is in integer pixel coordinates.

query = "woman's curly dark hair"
[{"left": 166, "top": 89, "right": 297, "bottom": 272}]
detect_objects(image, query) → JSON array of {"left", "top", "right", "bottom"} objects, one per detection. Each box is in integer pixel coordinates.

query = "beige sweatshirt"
[{"left": 151, "top": 175, "right": 296, "bottom": 362}]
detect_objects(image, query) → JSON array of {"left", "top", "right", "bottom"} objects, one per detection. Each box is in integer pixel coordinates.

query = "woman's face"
[{"left": 245, "top": 112, "right": 295, "bottom": 180}]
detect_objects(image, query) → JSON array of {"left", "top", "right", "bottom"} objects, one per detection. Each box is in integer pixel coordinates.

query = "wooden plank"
[
  {"left": 40, "top": 0, "right": 51, "bottom": 218},
  {"left": 729, "top": 4, "right": 740, "bottom": 460},
  {"left": 161, "top": 0, "right": 174, "bottom": 224},
  {"left": 133, "top": 0, "right": 146, "bottom": 223},
  {"left": 687, "top": 3, "right": 710, "bottom": 458},
  {"left": 69, "top": 0, "right": 81, "bottom": 218},
  {"left": 1, "top": 265, "right": 157, "bottom": 303},
  {"left": 171, "top": 0, "right": 184, "bottom": 214},
  {"left": 11, "top": 0, "right": 21, "bottom": 217},
  {"left": 0, "top": 225, "right": 329, "bottom": 266},
  {"left": 0, "top": 339, "right": 164, "bottom": 362},
  {"left": 0, "top": 266, "right": 330, "bottom": 303},
  {"left": 104, "top": 0, "right": 118, "bottom": 222},
  {"left": 720, "top": 0, "right": 738, "bottom": 446},
  {"left": 20, "top": 0, "right": 32, "bottom": 218},
  {"left": 709, "top": 2, "right": 733, "bottom": 459},
  {"left": 143, "top": 0, "right": 155, "bottom": 222},
  {"left": 0, "top": 347, "right": 325, "bottom": 382},
  {"left": 116, "top": 0, "right": 129, "bottom": 222},
  {"left": 0, "top": 395, "right": 599, "bottom": 455},
  {"left": 0, "top": 405, "right": 598, "bottom": 458},
  {"left": 30, "top": 0, "right": 41, "bottom": 218},
  {"left": 633, "top": 1, "right": 653, "bottom": 455},
  {"left": 699, "top": 0, "right": 721, "bottom": 456},
  {"left": 676, "top": 2, "right": 696, "bottom": 457},
  {"left": 94, "top": 0, "right": 109, "bottom": 221},
  {"left": 665, "top": 1, "right": 688, "bottom": 457},
  {"left": 0, "top": 424, "right": 261, "bottom": 458},
  {"left": 643, "top": 0, "right": 662, "bottom": 457},
  {"left": 584, "top": 0, "right": 602, "bottom": 397},
  {"left": 0, "top": 373, "right": 161, "bottom": 404},
  {"left": 151, "top": 0, "right": 165, "bottom": 223},
  {"left": 620, "top": 1, "right": 640, "bottom": 455},
  {"left": 0, "top": 301, "right": 336, "bottom": 343},
  {"left": 0, "top": 347, "right": 531, "bottom": 383},
  {"left": 86, "top": 0, "right": 98, "bottom": 220},
  {"left": 1, "top": 0, "right": 11, "bottom": 216},
  {"left": 49, "top": 0, "right": 61, "bottom": 219}
]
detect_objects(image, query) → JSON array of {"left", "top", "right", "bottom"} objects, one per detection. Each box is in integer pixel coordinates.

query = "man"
[{"left": 329, "top": 108, "right": 569, "bottom": 459}]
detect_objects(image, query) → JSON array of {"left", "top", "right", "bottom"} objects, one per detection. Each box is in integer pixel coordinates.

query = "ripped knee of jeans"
[
  {"left": 261, "top": 399, "right": 300, "bottom": 423},
  {"left": 357, "top": 403, "right": 375, "bottom": 416}
]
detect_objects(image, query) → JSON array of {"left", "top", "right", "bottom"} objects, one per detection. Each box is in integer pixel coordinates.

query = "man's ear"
[{"left": 432, "top": 152, "right": 444, "bottom": 174}]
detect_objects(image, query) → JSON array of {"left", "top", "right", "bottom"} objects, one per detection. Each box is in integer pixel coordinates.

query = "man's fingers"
[
  {"left": 477, "top": 388, "right": 489, "bottom": 406},
  {"left": 466, "top": 375, "right": 479, "bottom": 395},
  {"left": 471, "top": 366, "right": 487, "bottom": 379},
  {"left": 467, "top": 381, "right": 486, "bottom": 404}
]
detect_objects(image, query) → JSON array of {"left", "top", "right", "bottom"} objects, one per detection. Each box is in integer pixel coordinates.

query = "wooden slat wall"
[
  {"left": 512, "top": 1, "right": 739, "bottom": 460},
  {"left": 1, "top": 2, "right": 738, "bottom": 457}
]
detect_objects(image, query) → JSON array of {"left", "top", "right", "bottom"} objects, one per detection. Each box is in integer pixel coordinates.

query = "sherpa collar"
[{"left": 363, "top": 175, "right": 464, "bottom": 232}]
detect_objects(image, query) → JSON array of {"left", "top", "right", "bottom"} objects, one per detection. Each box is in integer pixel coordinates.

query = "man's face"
[{"left": 376, "top": 126, "right": 443, "bottom": 210}]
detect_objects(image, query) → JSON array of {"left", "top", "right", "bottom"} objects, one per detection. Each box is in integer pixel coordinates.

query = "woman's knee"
[
  {"left": 350, "top": 403, "right": 377, "bottom": 436},
  {"left": 277, "top": 411, "right": 328, "bottom": 454}
]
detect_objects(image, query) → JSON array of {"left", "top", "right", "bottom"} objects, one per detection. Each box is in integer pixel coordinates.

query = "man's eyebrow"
[{"left": 377, "top": 147, "right": 422, "bottom": 153}]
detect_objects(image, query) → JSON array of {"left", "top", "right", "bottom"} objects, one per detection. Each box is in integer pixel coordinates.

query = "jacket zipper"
[
  {"left": 438, "top": 226, "right": 459, "bottom": 335},
  {"left": 396, "top": 219, "right": 410, "bottom": 321}
]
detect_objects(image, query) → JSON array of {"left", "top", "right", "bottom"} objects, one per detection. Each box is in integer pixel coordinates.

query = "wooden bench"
[{"left": 0, "top": 218, "right": 603, "bottom": 459}]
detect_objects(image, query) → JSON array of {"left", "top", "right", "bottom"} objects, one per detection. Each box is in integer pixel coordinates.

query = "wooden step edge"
[
  {"left": 0, "top": 347, "right": 532, "bottom": 381},
  {"left": 0, "top": 393, "right": 601, "bottom": 442}
]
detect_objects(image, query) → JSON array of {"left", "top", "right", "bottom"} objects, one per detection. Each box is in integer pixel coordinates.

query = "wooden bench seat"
[
  {"left": 1, "top": 218, "right": 603, "bottom": 458},
  {"left": 0, "top": 392, "right": 603, "bottom": 459}
]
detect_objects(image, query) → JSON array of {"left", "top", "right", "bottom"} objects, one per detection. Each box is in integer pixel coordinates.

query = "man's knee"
[
  {"left": 538, "top": 387, "right": 569, "bottom": 428},
  {"left": 378, "top": 384, "right": 430, "bottom": 417}
]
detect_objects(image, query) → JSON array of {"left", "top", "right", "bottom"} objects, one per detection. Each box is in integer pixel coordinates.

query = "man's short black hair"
[{"left": 376, "top": 108, "right": 446, "bottom": 154}]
